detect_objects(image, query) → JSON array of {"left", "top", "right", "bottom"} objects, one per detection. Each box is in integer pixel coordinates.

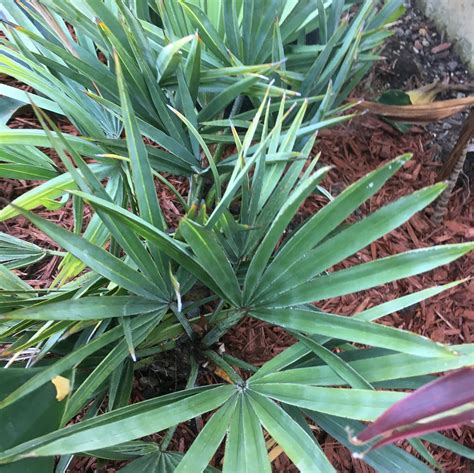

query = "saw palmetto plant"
[
  {"left": 0, "top": 1, "right": 473, "bottom": 472},
  {"left": 0, "top": 0, "right": 402, "bottom": 172},
  {"left": 0, "top": 0, "right": 404, "bottom": 287}
]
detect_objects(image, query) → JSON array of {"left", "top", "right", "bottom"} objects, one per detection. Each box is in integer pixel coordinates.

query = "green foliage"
[
  {"left": 0, "top": 0, "right": 398, "bottom": 177},
  {"left": 0, "top": 368, "right": 68, "bottom": 473},
  {"left": 0, "top": 1, "right": 473, "bottom": 471}
]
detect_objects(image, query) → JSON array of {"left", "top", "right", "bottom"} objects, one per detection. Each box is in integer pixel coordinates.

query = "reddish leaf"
[
  {"left": 369, "top": 408, "right": 474, "bottom": 450},
  {"left": 353, "top": 367, "right": 474, "bottom": 444}
]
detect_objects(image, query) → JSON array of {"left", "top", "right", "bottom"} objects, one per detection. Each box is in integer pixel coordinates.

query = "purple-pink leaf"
[
  {"left": 353, "top": 367, "right": 474, "bottom": 444},
  {"left": 369, "top": 408, "right": 474, "bottom": 450}
]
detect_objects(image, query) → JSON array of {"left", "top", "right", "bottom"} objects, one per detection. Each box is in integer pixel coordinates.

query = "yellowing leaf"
[
  {"left": 51, "top": 375, "right": 71, "bottom": 401},
  {"left": 406, "top": 81, "right": 445, "bottom": 105},
  {"left": 214, "top": 368, "right": 233, "bottom": 384}
]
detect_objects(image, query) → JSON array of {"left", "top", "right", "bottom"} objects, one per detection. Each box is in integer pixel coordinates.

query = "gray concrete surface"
[{"left": 416, "top": 0, "right": 474, "bottom": 69}]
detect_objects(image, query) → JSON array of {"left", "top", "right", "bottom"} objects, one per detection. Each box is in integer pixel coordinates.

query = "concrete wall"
[{"left": 416, "top": 0, "right": 474, "bottom": 70}]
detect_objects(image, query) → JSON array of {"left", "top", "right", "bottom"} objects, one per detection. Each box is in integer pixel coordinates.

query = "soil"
[
  {"left": 358, "top": 1, "right": 474, "bottom": 177},
  {"left": 1, "top": 1, "right": 473, "bottom": 472}
]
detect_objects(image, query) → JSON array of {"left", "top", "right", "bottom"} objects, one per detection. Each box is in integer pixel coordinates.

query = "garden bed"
[{"left": 0, "top": 2, "right": 473, "bottom": 472}]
